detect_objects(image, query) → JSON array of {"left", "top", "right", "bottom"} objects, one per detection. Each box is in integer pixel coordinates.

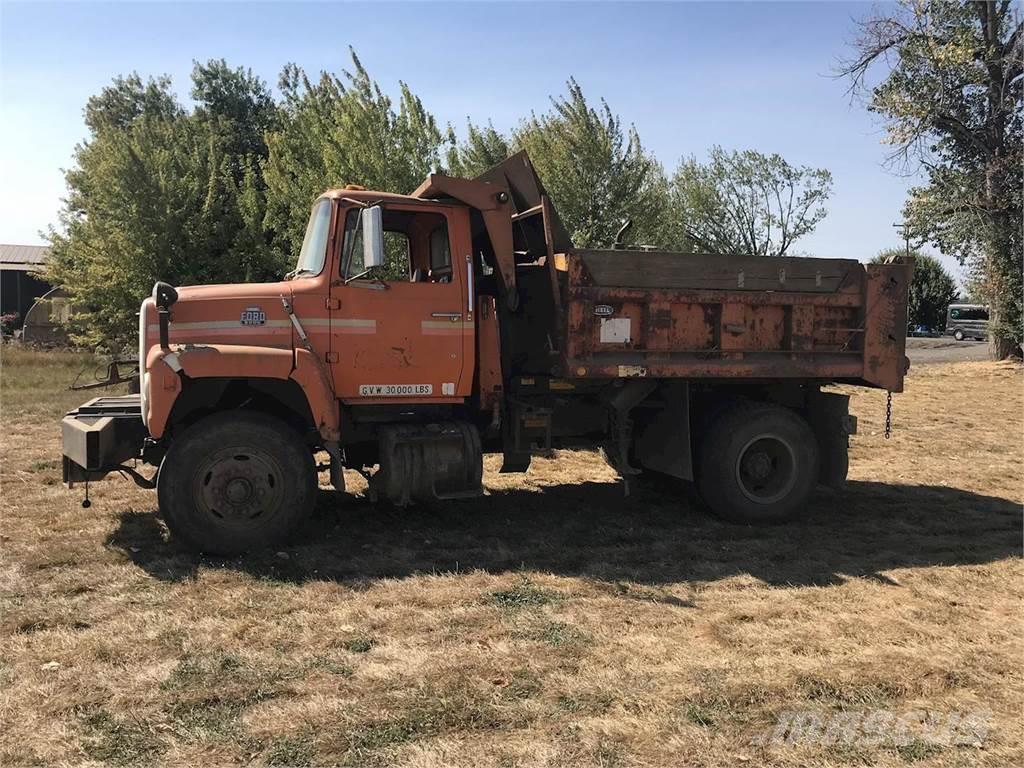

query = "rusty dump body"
[
  {"left": 62, "top": 151, "right": 913, "bottom": 552},
  {"left": 560, "top": 249, "right": 909, "bottom": 391},
  {"left": 424, "top": 152, "right": 912, "bottom": 394}
]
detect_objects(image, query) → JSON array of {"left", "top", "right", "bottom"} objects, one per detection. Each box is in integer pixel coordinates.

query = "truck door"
[{"left": 330, "top": 203, "right": 474, "bottom": 403}]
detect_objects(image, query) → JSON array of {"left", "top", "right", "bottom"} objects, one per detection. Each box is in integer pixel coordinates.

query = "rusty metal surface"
[
  {"left": 474, "top": 152, "right": 573, "bottom": 254},
  {"left": 412, "top": 152, "right": 573, "bottom": 313},
  {"left": 576, "top": 248, "right": 860, "bottom": 293},
  {"left": 862, "top": 259, "right": 914, "bottom": 392},
  {"left": 562, "top": 251, "right": 913, "bottom": 391}
]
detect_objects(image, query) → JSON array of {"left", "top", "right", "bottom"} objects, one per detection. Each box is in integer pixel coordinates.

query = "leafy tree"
[
  {"left": 666, "top": 147, "right": 832, "bottom": 257},
  {"left": 264, "top": 50, "right": 446, "bottom": 262},
  {"left": 871, "top": 249, "right": 959, "bottom": 331},
  {"left": 191, "top": 59, "right": 280, "bottom": 282},
  {"left": 44, "top": 49, "right": 840, "bottom": 350},
  {"left": 841, "top": 0, "right": 1022, "bottom": 358},
  {"left": 513, "top": 78, "right": 667, "bottom": 249},
  {"left": 191, "top": 59, "right": 277, "bottom": 167},
  {"left": 82, "top": 72, "right": 180, "bottom": 131},
  {"left": 45, "top": 63, "right": 278, "bottom": 349},
  {"left": 445, "top": 120, "right": 510, "bottom": 177}
]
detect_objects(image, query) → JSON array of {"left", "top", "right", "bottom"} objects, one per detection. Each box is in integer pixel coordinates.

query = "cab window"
[
  {"left": 293, "top": 199, "right": 332, "bottom": 277},
  {"left": 430, "top": 223, "right": 451, "bottom": 272},
  {"left": 341, "top": 206, "right": 453, "bottom": 283}
]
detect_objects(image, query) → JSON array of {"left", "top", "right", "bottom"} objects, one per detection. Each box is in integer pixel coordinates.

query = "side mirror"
[
  {"left": 152, "top": 281, "right": 178, "bottom": 310},
  {"left": 361, "top": 206, "right": 384, "bottom": 269}
]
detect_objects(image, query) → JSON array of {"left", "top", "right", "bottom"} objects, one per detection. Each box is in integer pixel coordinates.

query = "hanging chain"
[{"left": 884, "top": 391, "right": 893, "bottom": 439}]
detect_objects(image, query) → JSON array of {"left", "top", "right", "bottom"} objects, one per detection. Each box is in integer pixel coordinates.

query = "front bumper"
[{"left": 62, "top": 395, "right": 148, "bottom": 485}]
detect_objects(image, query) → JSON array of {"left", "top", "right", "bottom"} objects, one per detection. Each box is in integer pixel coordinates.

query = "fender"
[{"left": 145, "top": 344, "right": 339, "bottom": 442}]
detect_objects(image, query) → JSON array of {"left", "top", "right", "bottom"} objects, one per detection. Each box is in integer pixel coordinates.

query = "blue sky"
[{"left": 0, "top": 1, "right": 963, "bottom": 282}]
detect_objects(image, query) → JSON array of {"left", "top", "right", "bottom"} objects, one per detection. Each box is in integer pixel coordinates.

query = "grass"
[
  {"left": 489, "top": 576, "right": 560, "bottom": 609},
  {"left": 0, "top": 344, "right": 1022, "bottom": 766}
]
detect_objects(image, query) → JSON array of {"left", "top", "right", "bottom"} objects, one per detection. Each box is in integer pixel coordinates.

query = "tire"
[
  {"left": 157, "top": 412, "right": 316, "bottom": 555},
  {"left": 697, "top": 402, "right": 819, "bottom": 525},
  {"left": 953, "top": 329, "right": 964, "bottom": 341}
]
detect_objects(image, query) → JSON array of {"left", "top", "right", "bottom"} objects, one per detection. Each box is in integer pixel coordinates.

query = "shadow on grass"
[{"left": 107, "top": 479, "right": 1022, "bottom": 588}]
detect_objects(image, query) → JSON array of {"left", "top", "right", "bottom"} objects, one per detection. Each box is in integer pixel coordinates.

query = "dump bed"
[
  {"left": 416, "top": 152, "right": 912, "bottom": 392},
  {"left": 561, "top": 248, "right": 912, "bottom": 391}
]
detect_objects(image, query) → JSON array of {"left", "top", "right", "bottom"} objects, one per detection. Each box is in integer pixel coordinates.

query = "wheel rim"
[
  {"left": 734, "top": 433, "right": 797, "bottom": 505},
  {"left": 193, "top": 445, "right": 286, "bottom": 527}
]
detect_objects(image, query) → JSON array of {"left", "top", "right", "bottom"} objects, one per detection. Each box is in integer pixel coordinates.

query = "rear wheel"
[
  {"left": 157, "top": 412, "right": 316, "bottom": 555},
  {"left": 698, "top": 402, "right": 818, "bottom": 525}
]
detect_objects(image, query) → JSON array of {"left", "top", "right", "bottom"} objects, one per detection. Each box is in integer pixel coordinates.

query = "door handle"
[{"left": 431, "top": 312, "right": 462, "bottom": 320}]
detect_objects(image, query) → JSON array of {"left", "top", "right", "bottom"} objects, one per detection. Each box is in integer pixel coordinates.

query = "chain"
[{"left": 884, "top": 391, "right": 893, "bottom": 439}]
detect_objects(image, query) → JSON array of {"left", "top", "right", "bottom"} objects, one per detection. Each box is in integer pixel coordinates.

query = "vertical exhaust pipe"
[{"left": 151, "top": 281, "right": 178, "bottom": 349}]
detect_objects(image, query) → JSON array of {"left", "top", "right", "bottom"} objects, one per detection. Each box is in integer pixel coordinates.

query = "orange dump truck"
[{"left": 62, "top": 153, "right": 912, "bottom": 554}]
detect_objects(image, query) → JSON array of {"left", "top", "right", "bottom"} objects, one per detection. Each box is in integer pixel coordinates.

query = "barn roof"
[{"left": 0, "top": 244, "right": 50, "bottom": 272}]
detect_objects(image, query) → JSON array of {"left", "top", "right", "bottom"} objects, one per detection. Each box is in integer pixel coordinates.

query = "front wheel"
[
  {"left": 953, "top": 329, "right": 965, "bottom": 341},
  {"left": 698, "top": 402, "right": 819, "bottom": 525},
  {"left": 157, "top": 412, "right": 316, "bottom": 555}
]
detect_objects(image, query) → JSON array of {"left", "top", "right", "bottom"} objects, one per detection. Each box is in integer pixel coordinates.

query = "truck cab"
[{"left": 62, "top": 153, "right": 913, "bottom": 554}]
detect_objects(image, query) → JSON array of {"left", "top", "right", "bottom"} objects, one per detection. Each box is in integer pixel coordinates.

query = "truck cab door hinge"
[{"left": 325, "top": 297, "right": 341, "bottom": 311}]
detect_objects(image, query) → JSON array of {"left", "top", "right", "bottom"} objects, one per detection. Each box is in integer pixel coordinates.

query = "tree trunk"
[
  {"left": 978, "top": 2, "right": 1022, "bottom": 360},
  {"left": 987, "top": 324, "right": 1019, "bottom": 359},
  {"left": 983, "top": 209, "right": 1023, "bottom": 360}
]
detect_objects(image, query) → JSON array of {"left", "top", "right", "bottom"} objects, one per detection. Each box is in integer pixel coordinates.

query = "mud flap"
[
  {"left": 631, "top": 382, "right": 693, "bottom": 481},
  {"left": 807, "top": 391, "right": 855, "bottom": 490}
]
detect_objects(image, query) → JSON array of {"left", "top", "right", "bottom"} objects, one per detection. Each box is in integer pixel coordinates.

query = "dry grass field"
[{"left": 1, "top": 345, "right": 1021, "bottom": 767}]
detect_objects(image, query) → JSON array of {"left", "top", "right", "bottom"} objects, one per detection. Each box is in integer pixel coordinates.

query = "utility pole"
[{"left": 892, "top": 222, "right": 911, "bottom": 260}]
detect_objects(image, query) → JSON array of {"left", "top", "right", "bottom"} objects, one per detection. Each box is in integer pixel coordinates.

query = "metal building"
[{"left": 0, "top": 243, "right": 53, "bottom": 337}]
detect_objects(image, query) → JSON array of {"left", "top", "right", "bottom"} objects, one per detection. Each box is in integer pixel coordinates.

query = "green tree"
[
  {"left": 666, "top": 147, "right": 832, "bottom": 257},
  {"left": 191, "top": 59, "right": 280, "bottom": 282},
  {"left": 264, "top": 50, "right": 446, "bottom": 262},
  {"left": 872, "top": 249, "right": 960, "bottom": 331},
  {"left": 191, "top": 59, "right": 277, "bottom": 166},
  {"left": 445, "top": 120, "right": 510, "bottom": 177},
  {"left": 45, "top": 63, "right": 279, "bottom": 349},
  {"left": 513, "top": 78, "right": 668, "bottom": 249},
  {"left": 841, "top": 0, "right": 1022, "bottom": 358}
]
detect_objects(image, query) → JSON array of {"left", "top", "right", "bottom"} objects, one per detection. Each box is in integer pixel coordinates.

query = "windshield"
[{"left": 293, "top": 199, "right": 331, "bottom": 277}]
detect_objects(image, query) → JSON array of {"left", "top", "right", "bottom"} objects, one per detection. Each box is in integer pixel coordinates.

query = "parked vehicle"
[
  {"left": 908, "top": 324, "right": 940, "bottom": 338},
  {"left": 61, "top": 153, "right": 913, "bottom": 554},
  {"left": 945, "top": 304, "right": 989, "bottom": 341}
]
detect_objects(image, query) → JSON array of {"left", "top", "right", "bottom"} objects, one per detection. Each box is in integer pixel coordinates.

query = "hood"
[{"left": 149, "top": 281, "right": 296, "bottom": 351}]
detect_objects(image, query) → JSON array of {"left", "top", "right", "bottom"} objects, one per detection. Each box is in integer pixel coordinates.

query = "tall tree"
[
  {"left": 445, "top": 120, "right": 510, "bottom": 177},
  {"left": 841, "top": 0, "right": 1022, "bottom": 358},
  {"left": 666, "top": 147, "right": 832, "bottom": 257},
  {"left": 45, "top": 64, "right": 278, "bottom": 349},
  {"left": 191, "top": 59, "right": 277, "bottom": 168},
  {"left": 263, "top": 50, "right": 446, "bottom": 262},
  {"left": 191, "top": 59, "right": 280, "bottom": 282},
  {"left": 872, "top": 249, "right": 960, "bottom": 331},
  {"left": 514, "top": 78, "right": 667, "bottom": 249}
]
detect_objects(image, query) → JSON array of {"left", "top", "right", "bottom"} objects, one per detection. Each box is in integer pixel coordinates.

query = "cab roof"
[{"left": 318, "top": 187, "right": 466, "bottom": 208}]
